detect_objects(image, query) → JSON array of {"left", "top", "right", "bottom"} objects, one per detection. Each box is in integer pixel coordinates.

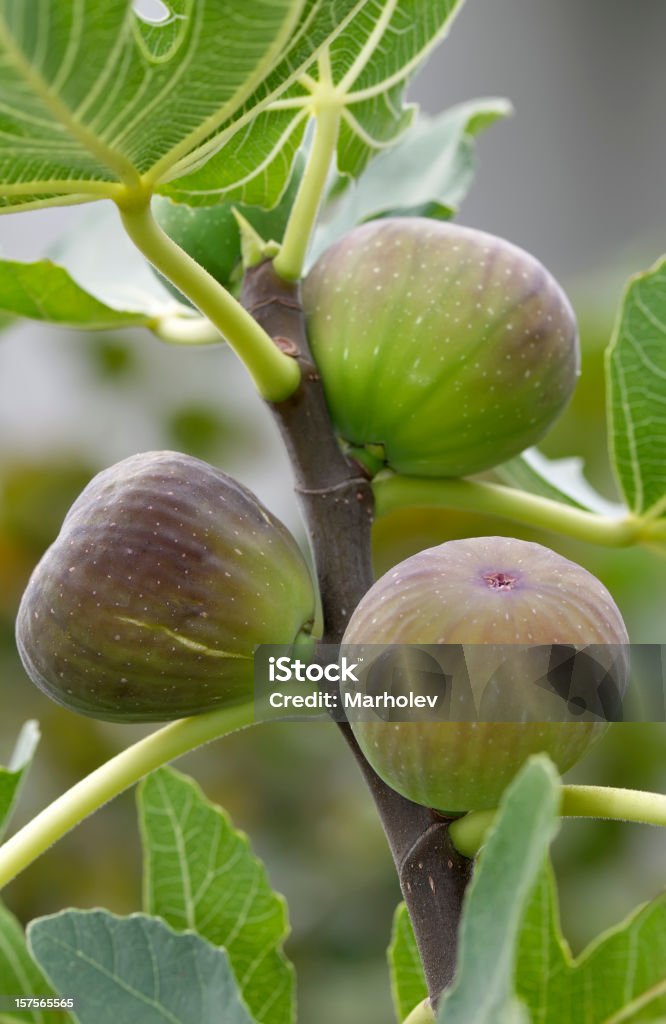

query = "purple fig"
[
  {"left": 16, "top": 451, "right": 315, "bottom": 722},
  {"left": 342, "top": 536, "right": 629, "bottom": 813},
  {"left": 302, "top": 218, "right": 579, "bottom": 477}
]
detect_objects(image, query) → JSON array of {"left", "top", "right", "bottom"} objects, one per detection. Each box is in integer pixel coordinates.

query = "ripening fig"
[
  {"left": 342, "top": 536, "right": 629, "bottom": 813},
  {"left": 302, "top": 219, "right": 579, "bottom": 477},
  {"left": 16, "top": 452, "right": 315, "bottom": 722}
]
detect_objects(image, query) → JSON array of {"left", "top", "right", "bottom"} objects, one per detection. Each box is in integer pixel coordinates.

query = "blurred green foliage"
[
  {"left": 166, "top": 404, "right": 234, "bottom": 461},
  {"left": 86, "top": 337, "right": 137, "bottom": 382},
  {"left": 2, "top": 460, "right": 94, "bottom": 553}
]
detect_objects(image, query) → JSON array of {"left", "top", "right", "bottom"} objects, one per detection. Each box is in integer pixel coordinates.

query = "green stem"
[
  {"left": 118, "top": 201, "right": 300, "bottom": 401},
  {"left": 0, "top": 703, "right": 254, "bottom": 890},
  {"left": 403, "top": 998, "right": 435, "bottom": 1024},
  {"left": 151, "top": 312, "right": 223, "bottom": 346},
  {"left": 273, "top": 54, "right": 341, "bottom": 282},
  {"left": 373, "top": 474, "right": 642, "bottom": 548},
  {"left": 449, "top": 784, "right": 666, "bottom": 858},
  {"left": 448, "top": 810, "right": 497, "bottom": 859},
  {"left": 561, "top": 784, "right": 666, "bottom": 824}
]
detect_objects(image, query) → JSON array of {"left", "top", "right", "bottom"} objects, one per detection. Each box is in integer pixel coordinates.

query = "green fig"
[
  {"left": 302, "top": 218, "right": 579, "bottom": 477},
  {"left": 16, "top": 451, "right": 315, "bottom": 722},
  {"left": 342, "top": 536, "right": 629, "bottom": 813}
]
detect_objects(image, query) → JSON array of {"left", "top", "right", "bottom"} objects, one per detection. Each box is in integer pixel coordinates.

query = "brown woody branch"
[{"left": 241, "top": 260, "right": 472, "bottom": 1006}]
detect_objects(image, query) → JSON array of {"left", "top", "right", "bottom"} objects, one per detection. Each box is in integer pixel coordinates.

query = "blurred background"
[{"left": 1, "top": 2, "right": 665, "bottom": 1022}]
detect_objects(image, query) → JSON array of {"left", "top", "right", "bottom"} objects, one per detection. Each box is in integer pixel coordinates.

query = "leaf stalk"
[
  {"left": 373, "top": 474, "right": 646, "bottom": 548},
  {"left": 118, "top": 199, "right": 300, "bottom": 401},
  {"left": 273, "top": 53, "right": 343, "bottom": 282},
  {"left": 449, "top": 783, "right": 666, "bottom": 858},
  {"left": 0, "top": 704, "right": 254, "bottom": 891}
]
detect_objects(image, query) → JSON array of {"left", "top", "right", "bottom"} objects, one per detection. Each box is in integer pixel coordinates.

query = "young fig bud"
[
  {"left": 303, "top": 219, "right": 579, "bottom": 477},
  {"left": 16, "top": 452, "right": 315, "bottom": 722},
  {"left": 342, "top": 536, "right": 629, "bottom": 813}
]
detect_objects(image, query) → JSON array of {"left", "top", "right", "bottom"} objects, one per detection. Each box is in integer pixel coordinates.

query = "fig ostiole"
[
  {"left": 303, "top": 218, "right": 579, "bottom": 478},
  {"left": 16, "top": 451, "right": 316, "bottom": 722},
  {"left": 341, "top": 536, "right": 629, "bottom": 814}
]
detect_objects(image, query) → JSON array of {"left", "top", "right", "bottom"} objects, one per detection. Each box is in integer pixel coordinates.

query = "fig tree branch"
[{"left": 241, "top": 258, "right": 473, "bottom": 1006}]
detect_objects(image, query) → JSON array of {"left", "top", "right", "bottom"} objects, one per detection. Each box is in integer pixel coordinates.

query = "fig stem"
[
  {"left": 273, "top": 52, "right": 342, "bottom": 283},
  {"left": 0, "top": 703, "right": 254, "bottom": 892},
  {"left": 373, "top": 474, "right": 643, "bottom": 548},
  {"left": 449, "top": 784, "right": 666, "bottom": 858},
  {"left": 117, "top": 200, "right": 300, "bottom": 402},
  {"left": 151, "top": 313, "right": 223, "bottom": 346}
]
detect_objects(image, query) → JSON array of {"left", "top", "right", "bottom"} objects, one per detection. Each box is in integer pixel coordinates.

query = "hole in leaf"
[{"left": 133, "top": 0, "right": 170, "bottom": 24}]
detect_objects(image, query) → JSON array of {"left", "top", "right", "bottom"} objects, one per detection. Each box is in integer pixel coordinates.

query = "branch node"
[{"left": 274, "top": 335, "right": 300, "bottom": 357}]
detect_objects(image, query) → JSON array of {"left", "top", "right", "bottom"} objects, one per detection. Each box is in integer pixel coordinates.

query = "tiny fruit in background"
[
  {"left": 16, "top": 451, "right": 315, "bottom": 722},
  {"left": 303, "top": 218, "right": 579, "bottom": 477},
  {"left": 342, "top": 536, "right": 629, "bottom": 813}
]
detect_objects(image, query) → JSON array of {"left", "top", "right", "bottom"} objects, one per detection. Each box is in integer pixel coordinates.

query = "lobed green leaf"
[
  {"left": 516, "top": 863, "right": 666, "bottom": 1024},
  {"left": 438, "top": 756, "right": 561, "bottom": 1023},
  {"left": 388, "top": 902, "right": 428, "bottom": 1023},
  {"left": 138, "top": 766, "right": 294, "bottom": 1024},
  {"left": 327, "top": 0, "right": 467, "bottom": 178},
  {"left": 28, "top": 910, "right": 255, "bottom": 1024},
  {"left": 0, "top": 258, "right": 156, "bottom": 331},
  {"left": 606, "top": 256, "right": 666, "bottom": 518},
  {"left": 0, "top": 901, "right": 73, "bottom": 1024},
  {"left": 312, "top": 98, "right": 509, "bottom": 264},
  {"left": 393, "top": 827, "right": 666, "bottom": 1023},
  {"left": 161, "top": 101, "right": 311, "bottom": 209},
  {"left": 143, "top": 0, "right": 368, "bottom": 206},
  {"left": 0, "top": 0, "right": 363, "bottom": 212},
  {"left": 167, "top": 0, "right": 471, "bottom": 206},
  {"left": 0, "top": 721, "right": 40, "bottom": 840}
]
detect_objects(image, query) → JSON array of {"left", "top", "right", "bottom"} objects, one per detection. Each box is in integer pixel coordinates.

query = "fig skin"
[
  {"left": 302, "top": 218, "right": 579, "bottom": 477},
  {"left": 342, "top": 536, "right": 629, "bottom": 813},
  {"left": 16, "top": 452, "right": 315, "bottom": 722}
]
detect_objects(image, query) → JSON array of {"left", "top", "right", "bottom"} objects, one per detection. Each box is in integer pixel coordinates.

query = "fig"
[
  {"left": 16, "top": 452, "right": 315, "bottom": 722},
  {"left": 302, "top": 218, "right": 579, "bottom": 477},
  {"left": 342, "top": 536, "right": 629, "bottom": 813}
]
